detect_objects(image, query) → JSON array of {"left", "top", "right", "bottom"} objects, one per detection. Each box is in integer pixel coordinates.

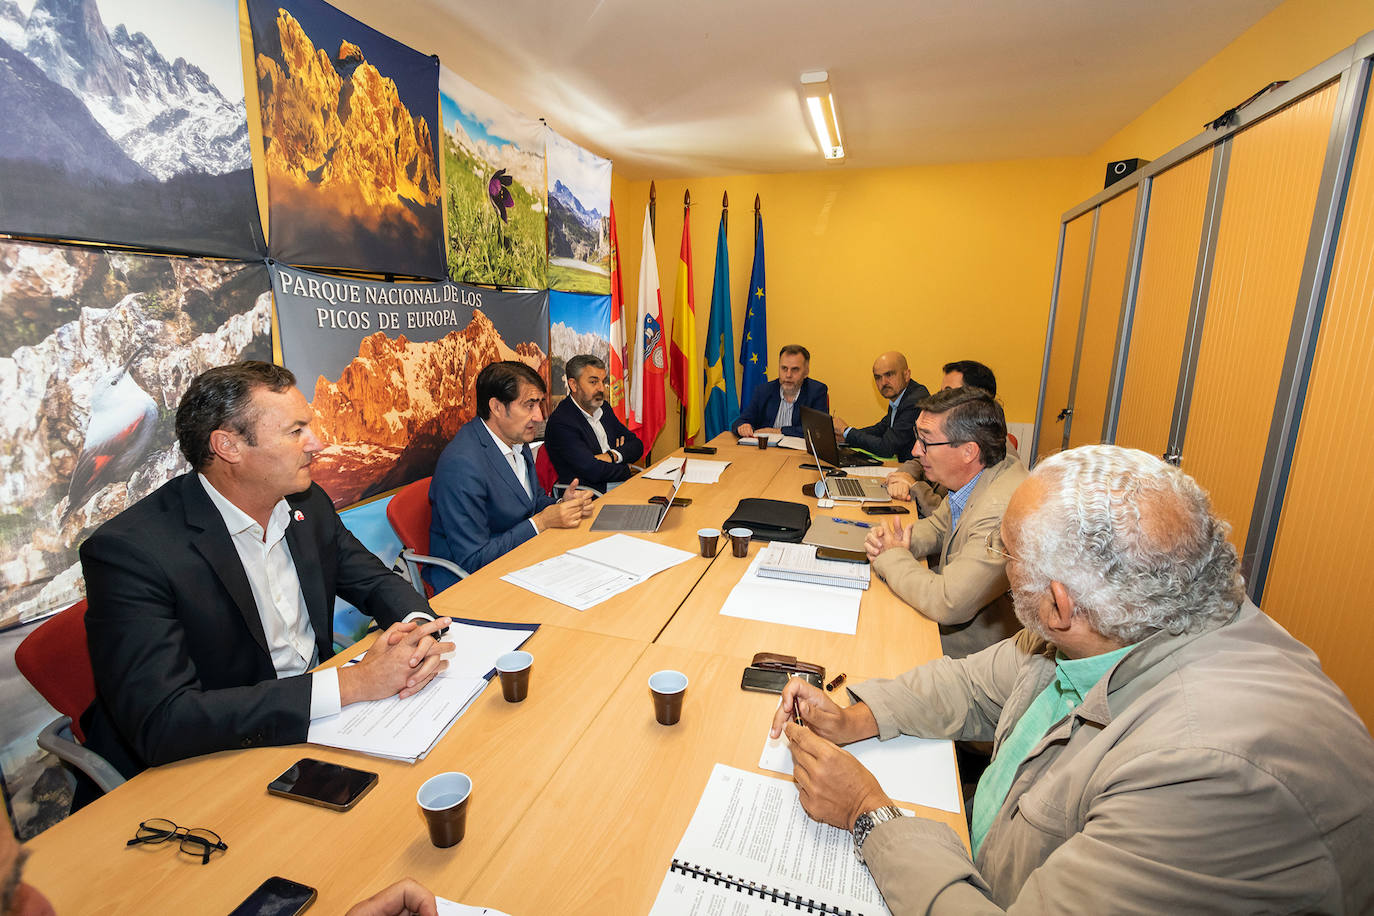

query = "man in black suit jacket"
[
  {"left": 731, "top": 344, "right": 829, "bottom": 440},
  {"left": 544, "top": 354, "right": 644, "bottom": 490},
  {"left": 831, "top": 351, "right": 930, "bottom": 461},
  {"left": 80, "top": 362, "right": 452, "bottom": 783}
]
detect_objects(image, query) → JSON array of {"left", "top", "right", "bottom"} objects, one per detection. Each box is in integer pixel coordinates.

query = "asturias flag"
[
  {"left": 739, "top": 209, "right": 767, "bottom": 407},
  {"left": 703, "top": 213, "right": 737, "bottom": 440},
  {"left": 607, "top": 201, "right": 628, "bottom": 424},
  {"left": 629, "top": 205, "right": 666, "bottom": 448},
  {"left": 669, "top": 206, "right": 702, "bottom": 443}
]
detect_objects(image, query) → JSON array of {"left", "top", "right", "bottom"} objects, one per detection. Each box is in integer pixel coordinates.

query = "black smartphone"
[
  {"left": 815, "top": 547, "right": 869, "bottom": 564},
  {"left": 267, "top": 758, "right": 378, "bottom": 812},
  {"left": 229, "top": 876, "right": 316, "bottom": 916},
  {"left": 862, "top": 505, "right": 910, "bottom": 515},
  {"left": 741, "top": 666, "right": 824, "bottom": 694},
  {"left": 684, "top": 445, "right": 717, "bottom": 454}
]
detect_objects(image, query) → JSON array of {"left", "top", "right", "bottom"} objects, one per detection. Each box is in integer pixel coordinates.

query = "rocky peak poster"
[
  {"left": 248, "top": 0, "right": 444, "bottom": 278},
  {"left": 546, "top": 130, "right": 612, "bottom": 294},
  {"left": 271, "top": 264, "right": 549, "bottom": 508},
  {"left": 0, "top": 0, "right": 262, "bottom": 257},
  {"left": 0, "top": 240, "right": 272, "bottom": 631}
]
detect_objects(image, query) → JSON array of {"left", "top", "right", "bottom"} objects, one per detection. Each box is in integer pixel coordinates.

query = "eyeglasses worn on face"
[
  {"left": 985, "top": 529, "right": 1017, "bottom": 563},
  {"left": 914, "top": 435, "right": 961, "bottom": 452},
  {"left": 126, "top": 818, "right": 227, "bottom": 865}
]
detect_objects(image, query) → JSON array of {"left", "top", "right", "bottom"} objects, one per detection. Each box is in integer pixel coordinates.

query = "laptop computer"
[
  {"left": 805, "top": 430, "right": 891, "bottom": 503},
  {"left": 590, "top": 460, "right": 688, "bottom": 532},
  {"left": 799, "top": 406, "right": 883, "bottom": 467}
]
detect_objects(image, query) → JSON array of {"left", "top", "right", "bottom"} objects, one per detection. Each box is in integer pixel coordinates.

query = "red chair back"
[
  {"left": 1007, "top": 432, "right": 1020, "bottom": 451},
  {"left": 386, "top": 476, "right": 434, "bottom": 556},
  {"left": 534, "top": 444, "right": 558, "bottom": 496},
  {"left": 16, "top": 599, "right": 95, "bottom": 743}
]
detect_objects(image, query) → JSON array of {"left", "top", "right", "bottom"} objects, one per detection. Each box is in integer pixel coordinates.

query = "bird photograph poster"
[
  {"left": 0, "top": 240, "right": 272, "bottom": 631},
  {"left": 546, "top": 130, "right": 612, "bottom": 294},
  {"left": 248, "top": 0, "right": 444, "bottom": 278},
  {"left": 272, "top": 264, "right": 549, "bottom": 509},
  {"left": 0, "top": 0, "right": 262, "bottom": 258},
  {"left": 439, "top": 66, "right": 547, "bottom": 289}
]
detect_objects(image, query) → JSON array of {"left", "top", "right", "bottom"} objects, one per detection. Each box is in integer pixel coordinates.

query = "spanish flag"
[{"left": 669, "top": 205, "right": 702, "bottom": 443}]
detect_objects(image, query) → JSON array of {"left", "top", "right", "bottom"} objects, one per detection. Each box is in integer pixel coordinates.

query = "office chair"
[
  {"left": 385, "top": 476, "right": 470, "bottom": 597},
  {"left": 533, "top": 443, "right": 569, "bottom": 498},
  {"left": 14, "top": 599, "right": 125, "bottom": 795}
]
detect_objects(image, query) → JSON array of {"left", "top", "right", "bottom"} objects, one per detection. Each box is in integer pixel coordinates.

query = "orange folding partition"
[
  {"left": 1177, "top": 82, "right": 1339, "bottom": 547},
  {"left": 1260, "top": 86, "right": 1374, "bottom": 727},
  {"left": 1035, "top": 214, "right": 1093, "bottom": 460},
  {"left": 1114, "top": 151, "right": 1213, "bottom": 456},
  {"left": 1067, "top": 187, "right": 1138, "bottom": 449}
]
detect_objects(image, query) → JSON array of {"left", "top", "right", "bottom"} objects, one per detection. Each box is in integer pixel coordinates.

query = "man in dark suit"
[
  {"left": 80, "top": 361, "right": 452, "bottom": 783},
  {"left": 428, "top": 361, "right": 594, "bottom": 590},
  {"left": 832, "top": 351, "right": 930, "bottom": 461},
  {"left": 544, "top": 354, "right": 644, "bottom": 491},
  {"left": 731, "top": 344, "right": 829, "bottom": 440}
]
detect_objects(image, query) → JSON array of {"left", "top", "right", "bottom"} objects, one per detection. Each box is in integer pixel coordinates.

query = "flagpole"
[
  {"left": 649, "top": 181, "right": 657, "bottom": 237},
  {"left": 679, "top": 188, "right": 691, "bottom": 448}
]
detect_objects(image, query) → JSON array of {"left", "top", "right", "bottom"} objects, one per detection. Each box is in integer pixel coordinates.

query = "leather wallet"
[{"left": 751, "top": 652, "right": 825, "bottom": 680}]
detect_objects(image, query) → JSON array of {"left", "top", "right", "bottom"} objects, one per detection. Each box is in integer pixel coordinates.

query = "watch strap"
[{"left": 852, "top": 804, "right": 905, "bottom": 863}]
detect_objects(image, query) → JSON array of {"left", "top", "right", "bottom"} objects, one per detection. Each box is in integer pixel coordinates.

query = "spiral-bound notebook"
[{"left": 648, "top": 764, "right": 890, "bottom": 915}]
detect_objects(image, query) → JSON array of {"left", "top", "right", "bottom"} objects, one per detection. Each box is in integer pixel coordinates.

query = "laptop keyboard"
[
  {"left": 592, "top": 503, "right": 662, "bottom": 530},
  {"left": 832, "top": 477, "right": 867, "bottom": 498}
]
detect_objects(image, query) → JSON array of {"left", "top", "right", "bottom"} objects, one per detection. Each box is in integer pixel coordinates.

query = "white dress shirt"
[
  {"left": 773, "top": 393, "right": 798, "bottom": 430},
  {"left": 481, "top": 420, "right": 540, "bottom": 536},
  {"left": 199, "top": 475, "right": 341, "bottom": 719},
  {"left": 575, "top": 401, "right": 622, "bottom": 461}
]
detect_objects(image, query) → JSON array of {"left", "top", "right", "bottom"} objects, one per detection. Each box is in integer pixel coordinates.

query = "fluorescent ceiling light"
[{"left": 800, "top": 70, "right": 844, "bottom": 160}]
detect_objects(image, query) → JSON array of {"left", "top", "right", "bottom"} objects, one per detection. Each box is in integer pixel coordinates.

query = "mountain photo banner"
[
  {"left": 248, "top": 0, "right": 444, "bottom": 278},
  {"left": 439, "top": 66, "right": 548, "bottom": 289},
  {"left": 546, "top": 130, "right": 612, "bottom": 294},
  {"left": 272, "top": 264, "right": 549, "bottom": 508},
  {"left": 548, "top": 290, "right": 610, "bottom": 401},
  {"left": 0, "top": 0, "right": 262, "bottom": 257},
  {"left": 0, "top": 239, "right": 272, "bottom": 632}
]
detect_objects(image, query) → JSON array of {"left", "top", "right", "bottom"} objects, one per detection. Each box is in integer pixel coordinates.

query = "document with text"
[
  {"left": 645, "top": 457, "right": 732, "bottom": 484},
  {"left": 501, "top": 534, "right": 694, "bottom": 610},
  {"left": 648, "top": 764, "right": 890, "bottom": 916},
  {"left": 760, "top": 730, "right": 961, "bottom": 814},
  {"left": 719, "top": 552, "right": 862, "bottom": 634},
  {"left": 307, "top": 673, "right": 486, "bottom": 763}
]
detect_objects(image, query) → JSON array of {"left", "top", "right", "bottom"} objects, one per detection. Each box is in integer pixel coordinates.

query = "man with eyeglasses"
[
  {"left": 772, "top": 446, "right": 1374, "bottom": 913},
  {"left": 863, "top": 386, "right": 1025, "bottom": 658}
]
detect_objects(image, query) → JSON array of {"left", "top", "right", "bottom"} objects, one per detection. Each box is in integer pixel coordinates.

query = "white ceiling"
[{"left": 332, "top": 0, "right": 1284, "bottom": 178}]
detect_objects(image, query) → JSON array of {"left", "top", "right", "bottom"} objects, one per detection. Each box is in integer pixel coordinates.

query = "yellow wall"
[{"left": 612, "top": 160, "right": 1084, "bottom": 451}]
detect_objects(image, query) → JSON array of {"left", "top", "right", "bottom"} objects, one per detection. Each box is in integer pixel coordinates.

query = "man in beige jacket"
[
  {"left": 865, "top": 386, "right": 1026, "bottom": 658},
  {"left": 772, "top": 446, "right": 1374, "bottom": 914}
]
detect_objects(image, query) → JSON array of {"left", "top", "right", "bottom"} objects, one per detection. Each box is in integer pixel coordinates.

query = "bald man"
[{"left": 831, "top": 352, "right": 929, "bottom": 461}]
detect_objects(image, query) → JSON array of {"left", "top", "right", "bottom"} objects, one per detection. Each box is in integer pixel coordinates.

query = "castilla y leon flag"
[
  {"left": 629, "top": 205, "right": 666, "bottom": 448},
  {"left": 669, "top": 206, "right": 702, "bottom": 443},
  {"left": 607, "top": 201, "right": 628, "bottom": 423},
  {"left": 703, "top": 211, "right": 738, "bottom": 441}
]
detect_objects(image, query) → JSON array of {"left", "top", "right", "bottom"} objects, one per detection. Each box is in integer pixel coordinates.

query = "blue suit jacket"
[
  {"left": 543, "top": 396, "right": 644, "bottom": 488},
  {"left": 428, "top": 418, "right": 557, "bottom": 590},
  {"left": 730, "top": 377, "right": 829, "bottom": 439}
]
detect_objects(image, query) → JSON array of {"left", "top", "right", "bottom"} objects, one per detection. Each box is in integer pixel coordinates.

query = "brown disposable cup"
[
  {"left": 757, "top": 434, "right": 770, "bottom": 449},
  {"left": 728, "top": 527, "right": 753, "bottom": 558},
  {"left": 417, "top": 772, "right": 472, "bottom": 848},
  {"left": 496, "top": 651, "right": 532, "bottom": 703},
  {"left": 697, "top": 527, "right": 720, "bottom": 558},
  {"left": 649, "top": 670, "right": 688, "bottom": 725}
]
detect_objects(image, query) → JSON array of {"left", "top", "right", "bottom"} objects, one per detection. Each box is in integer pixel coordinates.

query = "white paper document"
[
  {"left": 439, "top": 620, "right": 538, "bottom": 679},
  {"left": 436, "top": 899, "right": 510, "bottom": 916},
  {"left": 759, "top": 729, "right": 961, "bottom": 814},
  {"left": 308, "top": 673, "right": 486, "bottom": 763},
  {"left": 719, "top": 552, "right": 862, "bottom": 635},
  {"left": 842, "top": 465, "right": 895, "bottom": 479},
  {"left": 501, "top": 534, "right": 694, "bottom": 611},
  {"left": 645, "top": 457, "right": 732, "bottom": 484},
  {"left": 648, "top": 764, "right": 889, "bottom": 915}
]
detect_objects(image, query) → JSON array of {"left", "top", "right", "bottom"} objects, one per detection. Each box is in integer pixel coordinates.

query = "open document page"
[
  {"left": 720, "top": 552, "right": 862, "bottom": 635},
  {"left": 645, "top": 457, "right": 732, "bottom": 484},
  {"left": 649, "top": 764, "right": 889, "bottom": 916},
  {"left": 760, "top": 730, "right": 961, "bottom": 814},
  {"left": 307, "top": 673, "right": 486, "bottom": 763},
  {"left": 501, "top": 534, "right": 694, "bottom": 611}
]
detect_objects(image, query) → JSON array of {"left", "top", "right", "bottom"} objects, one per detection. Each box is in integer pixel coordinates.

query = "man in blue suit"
[
  {"left": 731, "top": 344, "right": 829, "bottom": 440},
  {"left": 544, "top": 354, "right": 644, "bottom": 491},
  {"left": 428, "top": 361, "right": 594, "bottom": 590}
]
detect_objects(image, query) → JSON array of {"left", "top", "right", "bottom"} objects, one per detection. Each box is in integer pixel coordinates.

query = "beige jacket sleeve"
[{"left": 871, "top": 509, "right": 1008, "bottom": 627}]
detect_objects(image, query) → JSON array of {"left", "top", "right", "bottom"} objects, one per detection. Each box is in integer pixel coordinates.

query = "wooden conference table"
[{"left": 25, "top": 435, "right": 966, "bottom": 914}]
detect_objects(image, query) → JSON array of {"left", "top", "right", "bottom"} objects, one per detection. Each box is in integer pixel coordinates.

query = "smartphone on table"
[
  {"left": 267, "top": 758, "right": 377, "bottom": 811},
  {"left": 229, "top": 876, "right": 316, "bottom": 916},
  {"left": 862, "top": 505, "right": 910, "bottom": 515},
  {"left": 741, "top": 666, "right": 824, "bottom": 694}
]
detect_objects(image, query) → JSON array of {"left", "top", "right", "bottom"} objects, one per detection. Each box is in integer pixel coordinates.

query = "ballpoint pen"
[{"left": 830, "top": 517, "right": 871, "bottom": 528}]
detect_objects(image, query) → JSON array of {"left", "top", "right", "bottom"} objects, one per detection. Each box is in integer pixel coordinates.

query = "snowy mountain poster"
[
  {"left": 272, "top": 264, "right": 549, "bottom": 508},
  {"left": 0, "top": 240, "right": 272, "bottom": 631},
  {"left": 546, "top": 130, "right": 612, "bottom": 294},
  {"left": 440, "top": 66, "right": 547, "bottom": 289},
  {"left": 248, "top": 0, "right": 444, "bottom": 278},
  {"left": 0, "top": 0, "right": 262, "bottom": 258},
  {"left": 549, "top": 290, "right": 610, "bottom": 402}
]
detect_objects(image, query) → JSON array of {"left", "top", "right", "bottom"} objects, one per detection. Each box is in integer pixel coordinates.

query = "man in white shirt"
[{"left": 80, "top": 361, "right": 453, "bottom": 786}]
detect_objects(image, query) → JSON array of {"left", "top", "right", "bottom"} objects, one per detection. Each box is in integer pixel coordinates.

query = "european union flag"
[
  {"left": 739, "top": 210, "right": 767, "bottom": 406},
  {"left": 703, "top": 214, "right": 738, "bottom": 440}
]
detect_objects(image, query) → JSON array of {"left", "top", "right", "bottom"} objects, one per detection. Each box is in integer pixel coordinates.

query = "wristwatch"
[{"left": 852, "top": 805, "right": 906, "bottom": 863}]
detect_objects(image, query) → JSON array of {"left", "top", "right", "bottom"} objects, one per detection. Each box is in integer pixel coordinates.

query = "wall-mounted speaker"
[{"left": 1105, "top": 158, "right": 1150, "bottom": 188}]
